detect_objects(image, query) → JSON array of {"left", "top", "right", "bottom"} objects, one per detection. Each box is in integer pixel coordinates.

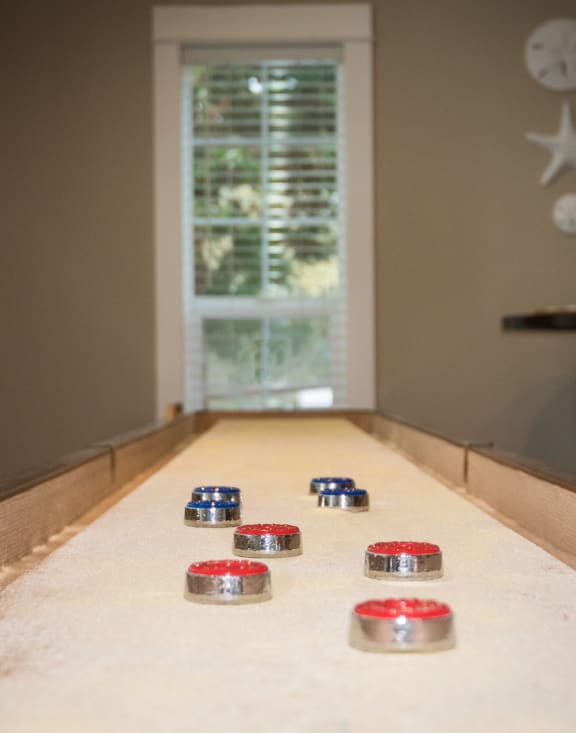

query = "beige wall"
[
  {"left": 373, "top": 0, "right": 576, "bottom": 471},
  {"left": 1, "top": 0, "right": 576, "bottom": 476},
  {"left": 0, "top": 0, "right": 155, "bottom": 475}
]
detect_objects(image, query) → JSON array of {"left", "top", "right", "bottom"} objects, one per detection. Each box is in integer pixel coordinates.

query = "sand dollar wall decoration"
[
  {"left": 525, "top": 18, "right": 576, "bottom": 92},
  {"left": 553, "top": 193, "right": 576, "bottom": 234}
]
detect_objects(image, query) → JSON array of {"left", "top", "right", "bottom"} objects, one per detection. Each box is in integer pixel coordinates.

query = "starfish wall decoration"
[{"left": 526, "top": 100, "right": 576, "bottom": 185}]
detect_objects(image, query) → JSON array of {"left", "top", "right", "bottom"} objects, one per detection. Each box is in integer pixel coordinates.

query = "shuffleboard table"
[{"left": 1, "top": 418, "right": 575, "bottom": 732}]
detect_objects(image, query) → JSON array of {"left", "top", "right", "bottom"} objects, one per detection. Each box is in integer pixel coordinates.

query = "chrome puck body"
[
  {"left": 365, "top": 541, "right": 443, "bottom": 580},
  {"left": 318, "top": 488, "right": 369, "bottom": 512},
  {"left": 349, "top": 599, "right": 455, "bottom": 653},
  {"left": 185, "top": 560, "right": 271, "bottom": 604},
  {"left": 184, "top": 499, "right": 241, "bottom": 527},
  {"left": 309, "top": 476, "right": 355, "bottom": 495},
  {"left": 233, "top": 523, "right": 302, "bottom": 557},
  {"left": 191, "top": 486, "right": 241, "bottom": 503}
]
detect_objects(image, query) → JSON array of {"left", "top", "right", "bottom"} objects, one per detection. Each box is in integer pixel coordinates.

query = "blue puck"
[
  {"left": 191, "top": 486, "right": 241, "bottom": 503},
  {"left": 309, "top": 476, "right": 355, "bottom": 494},
  {"left": 184, "top": 499, "right": 241, "bottom": 527},
  {"left": 186, "top": 499, "right": 238, "bottom": 510},
  {"left": 318, "top": 487, "right": 369, "bottom": 512}
]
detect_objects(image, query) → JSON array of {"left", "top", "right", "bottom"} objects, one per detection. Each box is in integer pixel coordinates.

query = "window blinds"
[{"left": 181, "top": 50, "right": 347, "bottom": 410}]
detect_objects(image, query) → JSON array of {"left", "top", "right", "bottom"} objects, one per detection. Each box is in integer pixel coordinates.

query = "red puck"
[
  {"left": 367, "top": 541, "right": 440, "bottom": 555},
  {"left": 365, "top": 541, "right": 443, "bottom": 580},
  {"left": 354, "top": 598, "right": 451, "bottom": 619},
  {"left": 349, "top": 597, "right": 455, "bottom": 653},
  {"left": 236, "top": 523, "right": 299, "bottom": 536},
  {"left": 233, "top": 524, "right": 302, "bottom": 558},
  {"left": 188, "top": 559, "right": 269, "bottom": 577},
  {"left": 185, "top": 559, "right": 271, "bottom": 604}
]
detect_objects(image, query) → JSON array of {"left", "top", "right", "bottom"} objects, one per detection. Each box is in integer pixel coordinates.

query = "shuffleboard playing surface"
[{"left": 1, "top": 418, "right": 575, "bottom": 732}]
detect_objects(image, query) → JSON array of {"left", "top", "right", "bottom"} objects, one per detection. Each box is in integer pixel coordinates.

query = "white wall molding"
[
  {"left": 153, "top": 42, "right": 184, "bottom": 418},
  {"left": 153, "top": 5, "right": 372, "bottom": 44},
  {"left": 152, "top": 4, "right": 374, "bottom": 416}
]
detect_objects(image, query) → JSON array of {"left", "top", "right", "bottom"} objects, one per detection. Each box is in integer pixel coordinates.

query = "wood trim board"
[
  {"left": 372, "top": 413, "right": 466, "bottom": 488},
  {"left": 0, "top": 451, "right": 112, "bottom": 567},
  {"left": 467, "top": 448, "right": 576, "bottom": 560},
  {"left": 193, "top": 409, "right": 375, "bottom": 435},
  {"left": 371, "top": 413, "right": 576, "bottom": 564},
  {"left": 0, "top": 415, "right": 196, "bottom": 568},
  {"left": 2, "top": 408, "right": 576, "bottom": 574}
]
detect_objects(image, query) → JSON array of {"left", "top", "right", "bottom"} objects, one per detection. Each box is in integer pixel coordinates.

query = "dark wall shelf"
[{"left": 502, "top": 312, "right": 576, "bottom": 331}]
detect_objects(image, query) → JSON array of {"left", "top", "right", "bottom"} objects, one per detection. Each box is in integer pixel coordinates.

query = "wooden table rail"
[{"left": 2, "top": 409, "right": 576, "bottom": 572}]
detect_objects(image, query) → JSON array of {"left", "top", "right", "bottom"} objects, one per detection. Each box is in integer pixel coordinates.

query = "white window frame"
[{"left": 152, "top": 4, "right": 375, "bottom": 417}]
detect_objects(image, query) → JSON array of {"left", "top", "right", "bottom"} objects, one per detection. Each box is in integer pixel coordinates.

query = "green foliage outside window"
[{"left": 187, "top": 60, "right": 340, "bottom": 407}]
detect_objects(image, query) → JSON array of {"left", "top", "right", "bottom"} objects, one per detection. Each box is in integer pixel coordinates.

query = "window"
[
  {"left": 153, "top": 5, "right": 374, "bottom": 416},
  {"left": 184, "top": 52, "right": 344, "bottom": 409}
]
